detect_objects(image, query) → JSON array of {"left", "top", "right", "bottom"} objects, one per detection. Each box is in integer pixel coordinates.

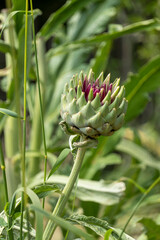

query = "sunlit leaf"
[
  {"left": 47, "top": 148, "right": 70, "bottom": 179},
  {"left": 47, "top": 19, "right": 160, "bottom": 58},
  {"left": 33, "top": 183, "right": 61, "bottom": 198},
  {"left": 40, "top": 0, "right": 101, "bottom": 39}
]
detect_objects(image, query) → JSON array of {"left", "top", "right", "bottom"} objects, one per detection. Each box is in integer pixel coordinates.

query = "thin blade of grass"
[{"left": 30, "top": 205, "right": 94, "bottom": 240}]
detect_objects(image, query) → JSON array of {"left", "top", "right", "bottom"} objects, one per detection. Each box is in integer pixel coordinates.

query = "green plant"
[{"left": 0, "top": 0, "right": 160, "bottom": 239}]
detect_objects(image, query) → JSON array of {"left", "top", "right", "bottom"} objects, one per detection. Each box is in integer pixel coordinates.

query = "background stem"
[
  {"left": 0, "top": 143, "right": 14, "bottom": 240},
  {"left": 3, "top": 9, "right": 19, "bottom": 199},
  {"left": 28, "top": 36, "right": 47, "bottom": 177},
  {"left": 20, "top": 0, "right": 28, "bottom": 238},
  {"left": 43, "top": 146, "right": 86, "bottom": 240}
]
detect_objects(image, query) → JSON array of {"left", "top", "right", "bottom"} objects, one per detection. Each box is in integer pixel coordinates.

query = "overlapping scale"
[{"left": 60, "top": 69, "right": 128, "bottom": 138}]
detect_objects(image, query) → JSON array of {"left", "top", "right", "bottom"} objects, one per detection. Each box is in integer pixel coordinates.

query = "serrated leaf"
[
  {"left": 0, "top": 217, "right": 7, "bottom": 227},
  {"left": 67, "top": 214, "right": 135, "bottom": 240},
  {"left": 0, "top": 217, "right": 7, "bottom": 236},
  {"left": 67, "top": 214, "right": 109, "bottom": 237},
  {"left": 47, "top": 148, "right": 70, "bottom": 179},
  {"left": 0, "top": 108, "right": 23, "bottom": 119}
]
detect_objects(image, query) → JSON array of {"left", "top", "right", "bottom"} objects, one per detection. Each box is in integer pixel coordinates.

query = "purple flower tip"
[{"left": 80, "top": 76, "right": 112, "bottom": 103}]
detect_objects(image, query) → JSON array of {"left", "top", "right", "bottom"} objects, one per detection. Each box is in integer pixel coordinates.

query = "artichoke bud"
[
  {"left": 111, "top": 86, "right": 120, "bottom": 100},
  {"left": 104, "top": 73, "right": 110, "bottom": 85},
  {"left": 88, "top": 88, "right": 94, "bottom": 101},
  {"left": 70, "top": 78, "right": 74, "bottom": 88},
  {"left": 77, "top": 92, "right": 86, "bottom": 108},
  {"left": 99, "top": 101, "right": 109, "bottom": 117},
  {"left": 89, "top": 112, "right": 104, "bottom": 129},
  {"left": 113, "top": 78, "right": 120, "bottom": 90},
  {"left": 77, "top": 85, "right": 82, "bottom": 99},
  {"left": 64, "top": 83, "right": 69, "bottom": 95},
  {"left": 72, "top": 75, "right": 77, "bottom": 87},
  {"left": 112, "top": 113, "right": 125, "bottom": 130},
  {"left": 88, "top": 69, "right": 94, "bottom": 83},
  {"left": 102, "top": 90, "right": 111, "bottom": 104},
  {"left": 97, "top": 72, "right": 104, "bottom": 85},
  {"left": 78, "top": 79, "right": 82, "bottom": 87},
  {"left": 60, "top": 69, "right": 127, "bottom": 138},
  {"left": 67, "top": 88, "right": 75, "bottom": 102},
  {"left": 91, "top": 93, "right": 101, "bottom": 109},
  {"left": 79, "top": 71, "right": 84, "bottom": 82},
  {"left": 69, "top": 99, "right": 78, "bottom": 114},
  {"left": 105, "top": 108, "right": 117, "bottom": 124},
  {"left": 109, "top": 96, "right": 119, "bottom": 111},
  {"left": 81, "top": 101, "right": 95, "bottom": 118},
  {"left": 117, "top": 99, "right": 128, "bottom": 116}
]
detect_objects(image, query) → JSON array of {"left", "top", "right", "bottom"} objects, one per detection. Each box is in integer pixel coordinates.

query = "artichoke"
[{"left": 60, "top": 69, "right": 128, "bottom": 138}]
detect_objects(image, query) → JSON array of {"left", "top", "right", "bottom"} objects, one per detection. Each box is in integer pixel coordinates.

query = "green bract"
[{"left": 60, "top": 69, "right": 128, "bottom": 138}]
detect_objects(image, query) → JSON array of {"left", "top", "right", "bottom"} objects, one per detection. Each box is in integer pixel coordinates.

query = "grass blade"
[{"left": 30, "top": 205, "right": 94, "bottom": 240}]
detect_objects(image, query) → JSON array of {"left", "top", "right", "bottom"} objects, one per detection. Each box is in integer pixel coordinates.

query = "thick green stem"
[
  {"left": 3, "top": 9, "right": 19, "bottom": 199},
  {"left": 28, "top": 36, "right": 47, "bottom": 178},
  {"left": 43, "top": 146, "right": 86, "bottom": 240}
]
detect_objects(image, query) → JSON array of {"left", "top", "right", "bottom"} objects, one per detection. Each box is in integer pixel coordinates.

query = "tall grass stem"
[
  {"left": 20, "top": 0, "right": 29, "bottom": 239},
  {"left": 30, "top": 0, "right": 48, "bottom": 207}
]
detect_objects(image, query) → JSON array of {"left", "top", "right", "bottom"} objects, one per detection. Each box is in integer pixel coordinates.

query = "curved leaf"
[
  {"left": 0, "top": 108, "right": 23, "bottom": 119},
  {"left": 47, "top": 148, "right": 70, "bottom": 179},
  {"left": 33, "top": 183, "right": 61, "bottom": 198},
  {"left": 67, "top": 214, "right": 135, "bottom": 240},
  {"left": 9, "top": 187, "right": 43, "bottom": 240},
  {"left": 125, "top": 55, "right": 160, "bottom": 121},
  {"left": 47, "top": 19, "right": 160, "bottom": 58},
  {"left": 0, "top": 39, "right": 14, "bottom": 54},
  {"left": 40, "top": 0, "right": 100, "bottom": 39},
  {"left": 29, "top": 175, "right": 125, "bottom": 205}
]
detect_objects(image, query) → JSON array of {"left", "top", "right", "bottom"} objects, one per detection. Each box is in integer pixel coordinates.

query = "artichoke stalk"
[
  {"left": 43, "top": 70, "right": 127, "bottom": 240},
  {"left": 60, "top": 69, "right": 128, "bottom": 138}
]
